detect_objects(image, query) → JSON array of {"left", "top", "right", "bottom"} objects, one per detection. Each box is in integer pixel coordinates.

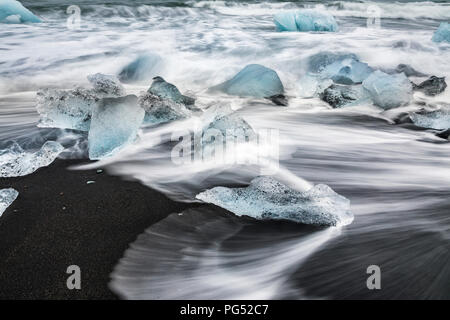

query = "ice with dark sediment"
[
  {"left": 0, "top": 141, "right": 64, "bottom": 177},
  {"left": 0, "top": 188, "right": 18, "bottom": 217},
  {"left": 362, "top": 71, "right": 413, "bottom": 109},
  {"left": 196, "top": 176, "right": 353, "bottom": 227},
  {"left": 88, "top": 95, "right": 145, "bottom": 160},
  {"left": 432, "top": 22, "right": 450, "bottom": 43},
  {"left": 138, "top": 92, "right": 193, "bottom": 125},
  {"left": 211, "top": 64, "right": 287, "bottom": 105},
  {"left": 410, "top": 107, "right": 450, "bottom": 130},
  {"left": 412, "top": 76, "right": 447, "bottom": 96},
  {"left": 148, "top": 76, "right": 195, "bottom": 106},
  {"left": 273, "top": 9, "right": 338, "bottom": 32},
  {"left": 118, "top": 54, "right": 162, "bottom": 83},
  {"left": 36, "top": 74, "right": 125, "bottom": 131},
  {"left": 0, "top": 0, "right": 41, "bottom": 23},
  {"left": 320, "top": 84, "right": 370, "bottom": 108}
]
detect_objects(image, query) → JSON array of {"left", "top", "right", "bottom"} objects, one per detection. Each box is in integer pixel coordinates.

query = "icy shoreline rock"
[
  {"left": 0, "top": 188, "right": 18, "bottom": 217},
  {"left": 0, "top": 0, "right": 41, "bottom": 24},
  {"left": 320, "top": 84, "right": 369, "bottom": 108},
  {"left": 412, "top": 76, "right": 447, "bottom": 96},
  {"left": 196, "top": 176, "right": 353, "bottom": 227},
  {"left": 0, "top": 141, "right": 64, "bottom": 177},
  {"left": 274, "top": 10, "right": 338, "bottom": 32},
  {"left": 148, "top": 76, "right": 195, "bottom": 106},
  {"left": 138, "top": 92, "right": 193, "bottom": 124}
]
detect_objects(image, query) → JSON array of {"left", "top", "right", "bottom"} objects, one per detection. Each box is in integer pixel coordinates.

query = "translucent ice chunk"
[
  {"left": 87, "top": 73, "right": 125, "bottom": 96},
  {"left": 362, "top": 70, "right": 413, "bottom": 109},
  {"left": 322, "top": 59, "right": 373, "bottom": 85},
  {"left": 118, "top": 54, "right": 162, "bottom": 83},
  {"left": 196, "top": 177, "right": 352, "bottom": 227},
  {"left": 412, "top": 76, "right": 447, "bottom": 96},
  {"left": 148, "top": 76, "right": 195, "bottom": 106},
  {"left": 307, "top": 52, "right": 358, "bottom": 73},
  {"left": 432, "top": 22, "right": 450, "bottom": 43},
  {"left": 0, "top": 141, "right": 64, "bottom": 177},
  {"left": 212, "top": 64, "right": 284, "bottom": 99},
  {"left": 138, "top": 92, "right": 193, "bottom": 125},
  {"left": 0, "top": 188, "right": 18, "bottom": 217},
  {"left": 410, "top": 108, "right": 450, "bottom": 130},
  {"left": 88, "top": 95, "right": 144, "bottom": 159},
  {"left": 36, "top": 74, "right": 125, "bottom": 131},
  {"left": 0, "top": 0, "right": 41, "bottom": 24},
  {"left": 320, "top": 84, "right": 370, "bottom": 108},
  {"left": 274, "top": 10, "right": 338, "bottom": 32},
  {"left": 36, "top": 88, "right": 97, "bottom": 131}
]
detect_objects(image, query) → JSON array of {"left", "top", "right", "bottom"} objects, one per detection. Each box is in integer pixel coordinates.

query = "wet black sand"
[{"left": 0, "top": 159, "right": 190, "bottom": 299}]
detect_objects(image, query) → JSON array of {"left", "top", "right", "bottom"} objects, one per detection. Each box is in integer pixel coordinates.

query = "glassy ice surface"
[
  {"left": 138, "top": 92, "right": 192, "bottom": 125},
  {"left": 0, "top": 188, "right": 18, "bottom": 217},
  {"left": 410, "top": 108, "right": 450, "bottom": 130},
  {"left": 322, "top": 59, "right": 373, "bottom": 85},
  {"left": 118, "top": 54, "right": 162, "bottom": 83},
  {"left": 148, "top": 76, "right": 195, "bottom": 106},
  {"left": 274, "top": 10, "right": 338, "bottom": 32},
  {"left": 0, "top": 141, "right": 64, "bottom": 177},
  {"left": 0, "top": 0, "right": 41, "bottom": 23},
  {"left": 196, "top": 176, "right": 353, "bottom": 227},
  {"left": 88, "top": 95, "right": 144, "bottom": 159},
  {"left": 213, "top": 64, "right": 284, "bottom": 98},
  {"left": 432, "top": 22, "right": 450, "bottom": 43},
  {"left": 362, "top": 71, "right": 413, "bottom": 109}
]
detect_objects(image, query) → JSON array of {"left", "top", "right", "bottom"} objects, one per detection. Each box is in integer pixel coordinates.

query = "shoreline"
[{"left": 0, "top": 159, "right": 191, "bottom": 299}]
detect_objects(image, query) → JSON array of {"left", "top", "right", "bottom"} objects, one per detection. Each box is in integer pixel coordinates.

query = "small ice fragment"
[
  {"left": 196, "top": 176, "right": 353, "bottom": 227},
  {"left": 118, "top": 54, "right": 162, "bottom": 83},
  {"left": 96, "top": 169, "right": 103, "bottom": 174},
  {"left": 87, "top": 73, "right": 126, "bottom": 96},
  {"left": 88, "top": 95, "right": 144, "bottom": 159},
  {"left": 0, "top": 141, "right": 64, "bottom": 177},
  {"left": 138, "top": 92, "right": 193, "bottom": 125},
  {"left": 362, "top": 70, "right": 413, "bottom": 109},
  {"left": 86, "top": 180, "right": 95, "bottom": 184},
  {"left": 274, "top": 10, "right": 338, "bottom": 32},
  {"left": 0, "top": 188, "right": 18, "bottom": 217},
  {"left": 320, "top": 84, "right": 369, "bottom": 108},
  {"left": 432, "top": 22, "right": 450, "bottom": 43},
  {"left": 0, "top": 0, "right": 41, "bottom": 24},
  {"left": 212, "top": 64, "right": 285, "bottom": 103},
  {"left": 412, "top": 76, "right": 447, "bottom": 96},
  {"left": 410, "top": 108, "right": 450, "bottom": 130},
  {"left": 148, "top": 76, "right": 195, "bottom": 106}
]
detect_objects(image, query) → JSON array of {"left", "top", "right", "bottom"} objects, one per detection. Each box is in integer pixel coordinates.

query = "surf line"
[{"left": 180, "top": 304, "right": 214, "bottom": 317}]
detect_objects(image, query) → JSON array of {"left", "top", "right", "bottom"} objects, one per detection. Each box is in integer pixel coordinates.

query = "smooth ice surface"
[
  {"left": 362, "top": 70, "right": 413, "bottom": 109},
  {"left": 138, "top": 92, "right": 192, "bottom": 125},
  {"left": 0, "top": 188, "right": 18, "bottom": 217},
  {"left": 432, "top": 22, "right": 450, "bottom": 43},
  {"left": 213, "top": 64, "right": 284, "bottom": 99},
  {"left": 37, "top": 74, "right": 125, "bottom": 131},
  {"left": 307, "top": 52, "right": 358, "bottom": 73},
  {"left": 36, "top": 88, "right": 97, "bottom": 131},
  {"left": 88, "top": 95, "right": 144, "bottom": 159},
  {"left": 148, "top": 76, "right": 195, "bottom": 106},
  {"left": 274, "top": 10, "right": 338, "bottom": 32},
  {"left": 410, "top": 108, "right": 450, "bottom": 130},
  {"left": 118, "top": 54, "right": 162, "bottom": 83},
  {"left": 87, "top": 73, "right": 125, "bottom": 96},
  {"left": 196, "top": 176, "right": 353, "bottom": 227},
  {"left": 0, "top": 0, "right": 41, "bottom": 23},
  {"left": 0, "top": 141, "right": 64, "bottom": 177}
]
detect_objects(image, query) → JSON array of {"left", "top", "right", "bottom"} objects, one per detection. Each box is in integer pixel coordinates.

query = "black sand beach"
[{"left": 0, "top": 159, "right": 190, "bottom": 299}]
